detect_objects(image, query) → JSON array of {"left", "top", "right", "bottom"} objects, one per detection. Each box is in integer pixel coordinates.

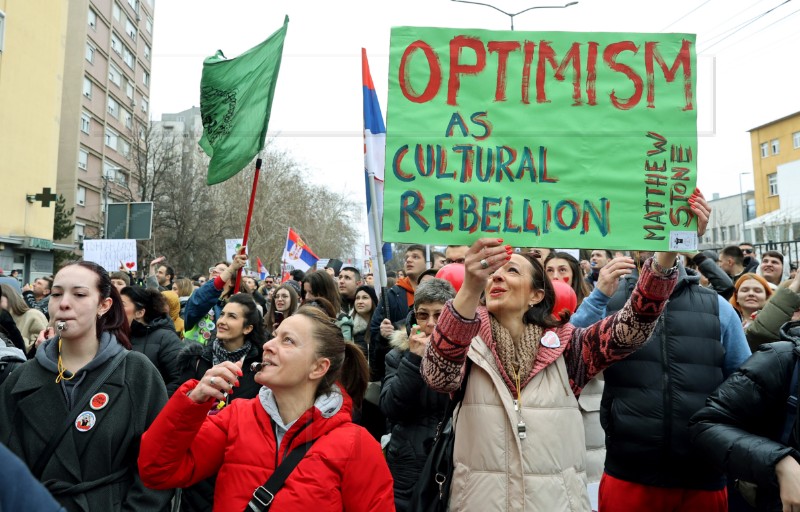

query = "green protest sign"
[{"left": 383, "top": 27, "right": 698, "bottom": 250}]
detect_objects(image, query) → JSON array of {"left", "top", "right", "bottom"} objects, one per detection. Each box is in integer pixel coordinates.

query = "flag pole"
[
  {"left": 234, "top": 157, "right": 262, "bottom": 293},
  {"left": 367, "top": 171, "right": 387, "bottom": 291}
]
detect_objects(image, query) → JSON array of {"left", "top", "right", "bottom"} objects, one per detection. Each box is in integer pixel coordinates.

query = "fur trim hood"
[{"left": 390, "top": 329, "right": 410, "bottom": 352}]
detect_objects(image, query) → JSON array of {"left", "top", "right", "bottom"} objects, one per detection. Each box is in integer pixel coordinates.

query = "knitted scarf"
[
  {"left": 490, "top": 316, "right": 542, "bottom": 394},
  {"left": 211, "top": 338, "right": 252, "bottom": 366}
]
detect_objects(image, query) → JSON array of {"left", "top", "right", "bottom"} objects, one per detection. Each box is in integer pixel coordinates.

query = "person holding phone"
[{"left": 266, "top": 284, "right": 299, "bottom": 336}]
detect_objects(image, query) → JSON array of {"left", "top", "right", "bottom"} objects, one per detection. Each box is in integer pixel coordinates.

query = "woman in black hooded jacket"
[
  {"left": 690, "top": 320, "right": 800, "bottom": 512},
  {"left": 379, "top": 278, "right": 454, "bottom": 511},
  {"left": 119, "top": 286, "right": 183, "bottom": 396}
]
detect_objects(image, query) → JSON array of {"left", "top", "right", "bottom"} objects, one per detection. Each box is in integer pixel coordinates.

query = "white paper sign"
[
  {"left": 83, "top": 239, "right": 138, "bottom": 272},
  {"left": 225, "top": 238, "right": 244, "bottom": 263}
]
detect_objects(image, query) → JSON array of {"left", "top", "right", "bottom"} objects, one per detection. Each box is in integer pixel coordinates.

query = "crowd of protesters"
[{"left": 3, "top": 190, "right": 800, "bottom": 511}]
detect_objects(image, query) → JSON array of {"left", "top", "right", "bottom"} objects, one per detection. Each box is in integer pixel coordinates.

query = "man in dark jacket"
[
  {"left": 599, "top": 253, "right": 751, "bottom": 511},
  {"left": 691, "top": 321, "right": 800, "bottom": 512},
  {"left": 369, "top": 244, "right": 427, "bottom": 380},
  {"left": 380, "top": 278, "right": 454, "bottom": 512}
]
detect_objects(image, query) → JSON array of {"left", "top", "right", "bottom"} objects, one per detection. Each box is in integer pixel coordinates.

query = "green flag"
[{"left": 198, "top": 16, "right": 289, "bottom": 185}]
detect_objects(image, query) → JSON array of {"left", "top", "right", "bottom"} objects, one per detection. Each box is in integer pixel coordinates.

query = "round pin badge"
[
  {"left": 541, "top": 331, "right": 561, "bottom": 349},
  {"left": 90, "top": 392, "right": 109, "bottom": 411},
  {"left": 75, "top": 411, "right": 96, "bottom": 432}
]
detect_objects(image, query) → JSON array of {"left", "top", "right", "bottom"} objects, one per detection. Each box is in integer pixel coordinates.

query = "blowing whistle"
[
  {"left": 250, "top": 362, "right": 267, "bottom": 372},
  {"left": 56, "top": 321, "right": 67, "bottom": 333}
]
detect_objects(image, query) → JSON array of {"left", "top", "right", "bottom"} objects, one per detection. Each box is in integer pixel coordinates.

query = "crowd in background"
[{"left": 2, "top": 198, "right": 800, "bottom": 511}]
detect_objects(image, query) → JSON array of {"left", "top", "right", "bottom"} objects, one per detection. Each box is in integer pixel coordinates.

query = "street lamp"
[
  {"left": 451, "top": 0, "right": 579, "bottom": 30},
  {"left": 739, "top": 171, "right": 752, "bottom": 243}
]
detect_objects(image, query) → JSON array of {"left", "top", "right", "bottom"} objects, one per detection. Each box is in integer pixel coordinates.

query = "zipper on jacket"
[
  {"left": 282, "top": 418, "right": 314, "bottom": 461},
  {"left": 658, "top": 315, "right": 672, "bottom": 461}
]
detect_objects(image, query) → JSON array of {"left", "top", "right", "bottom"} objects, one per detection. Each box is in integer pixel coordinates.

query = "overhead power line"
[
  {"left": 660, "top": 0, "right": 714, "bottom": 32},
  {"left": 700, "top": 0, "right": 793, "bottom": 52}
]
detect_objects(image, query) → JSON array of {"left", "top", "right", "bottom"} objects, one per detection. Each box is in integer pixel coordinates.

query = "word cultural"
[
  {"left": 642, "top": 131, "right": 696, "bottom": 240},
  {"left": 398, "top": 37, "right": 693, "bottom": 111},
  {"left": 394, "top": 112, "right": 610, "bottom": 237}
]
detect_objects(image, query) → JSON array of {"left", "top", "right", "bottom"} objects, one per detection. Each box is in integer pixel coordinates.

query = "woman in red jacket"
[{"left": 138, "top": 305, "right": 395, "bottom": 512}]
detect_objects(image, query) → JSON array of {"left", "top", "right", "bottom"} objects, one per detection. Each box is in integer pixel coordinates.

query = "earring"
[
  {"left": 528, "top": 303, "right": 534, "bottom": 308},
  {"left": 97, "top": 312, "right": 103, "bottom": 319}
]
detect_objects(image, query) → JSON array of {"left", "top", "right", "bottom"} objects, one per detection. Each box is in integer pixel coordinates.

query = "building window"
[
  {"left": 125, "top": 18, "right": 137, "bottom": 40},
  {"left": 138, "top": 125, "right": 145, "bottom": 139},
  {"left": 105, "top": 127, "right": 119, "bottom": 149},
  {"left": 760, "top": 142, "right": 768, "bottom": 158},
  {"left": 111, "top": 32, "right": 122, "bottom": 55},
  {"left": 772, "top": 139, "right": 780, "bottom": 155},
  {"left": 77, "top": 186, "right": 86, "bottom": 206},
  {"left": 123, "top": 45, "right": 134, "bottom": 68},
  {"left": 86, "top": 43, "right": 95, "bottom": 63},
  {"left": 107, "top": 96, "right": 119, "bottom": 118},
  {"left": 141, "top": 98, "right": 148, "bottom": 113},
  {"left": 121, "top": 139, "right": 131, "bottom": 157},
  {"left": 125, "top": 80, "right": 134, "bottom": 100},
  {"left": 142, "top": 71, "right": 149, "bottom": 87},
  {"left": 146, "top": 16, "right": 152, "bottom": 34},
  {"left": 83, "top": 77, "right": 92, "bottom": 98},
  {"left": 116, "top": 169, "right": 127, "bottom": 185},
  {"left": 109, "top": 63, "right": 122, "bottom": 87},
  {"left": 103, "top": 161, "right": 117, "bottom": 180},
  {"left": 144, "top": 44, "right": 151, "bottom": 60},
  {"left": 729, "top": 225, "right": 737, "bottom": 240},
  {"left": 128, "top": 0, "right": 138, "bottom": 10},
  {"left": 112, "top": 3, "right": 121, "bottom": 22},
  {"left": 124, "top": 109, "right": 132, "bottom": 129},
  {"left": 768, "top": 173, "right": 778, "bottom": 196},
  {"left": 78, "top": 149, "right": 88, "bottom": 170},
  {"left": 88, "top": 8, "right": 97, "bottom": 29},
  {"left": 794, "top": 132, "right": 800, "bottom": 149},
  {"left": 75, "top": 223, "right": 85, "bottom": 242},
  {"left": 81, "top": 112, "right": 91, "bottom": 133}
]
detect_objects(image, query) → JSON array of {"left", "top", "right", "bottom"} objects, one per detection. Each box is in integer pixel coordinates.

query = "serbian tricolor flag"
[
  {"left": 362, "top": 49, "right": 392, "bottom": 266},
  {"left": 281, "top": 228, "right": 318, "bottom": 272},
  {"left": 256, "top": 257, "right": 268, "bottom": 280}
]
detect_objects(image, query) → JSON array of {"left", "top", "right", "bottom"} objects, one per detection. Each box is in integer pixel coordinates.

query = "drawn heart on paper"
[{"left": 125, "top": 262, "right": 136, "bottom": 269}]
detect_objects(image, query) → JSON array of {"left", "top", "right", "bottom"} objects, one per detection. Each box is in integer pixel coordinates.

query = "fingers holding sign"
[{"left": 688, "top": 188, "right": 711, "bottom": 237}]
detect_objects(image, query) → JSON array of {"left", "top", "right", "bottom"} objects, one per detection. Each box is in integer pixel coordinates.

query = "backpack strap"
[
  {"left": 245, "top": 439, "right": 316, "bottom": 512},
  {"left": 780, "top": 356, "right": 800, "bottom": 446}
]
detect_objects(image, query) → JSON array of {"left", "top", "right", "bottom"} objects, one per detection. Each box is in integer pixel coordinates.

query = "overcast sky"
[{"left": 150, "top": 0, "right": 800, "bottom": 241}]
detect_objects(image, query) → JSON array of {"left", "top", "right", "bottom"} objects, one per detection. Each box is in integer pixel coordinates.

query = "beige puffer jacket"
[
  {"left": 449, "top": 335, "right": 591, "bottom": 512},
  {"left": 577, "top": 372, "right": 605, "bottom": 484}
]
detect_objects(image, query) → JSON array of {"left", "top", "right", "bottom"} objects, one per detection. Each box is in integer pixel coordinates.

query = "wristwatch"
[{"left": 651, "top": 257, "right": 678, "bottom": 276}]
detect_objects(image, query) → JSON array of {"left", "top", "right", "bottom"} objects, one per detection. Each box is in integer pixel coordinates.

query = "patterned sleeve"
[
  {"left": 420, "top": 301, "right": 481, "bottom": 393},
  {"left": 564, "top": 257, "right": 678, "bottom": 394}
]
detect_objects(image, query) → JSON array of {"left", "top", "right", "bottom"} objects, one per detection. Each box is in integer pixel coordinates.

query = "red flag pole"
[{"left": 233, "top": 158, "right": 262, "bottom": 293}]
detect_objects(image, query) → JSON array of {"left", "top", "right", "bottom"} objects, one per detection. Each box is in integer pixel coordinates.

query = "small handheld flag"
[{"left": 282, "top": 228, "right": 319, "bottom": 272}]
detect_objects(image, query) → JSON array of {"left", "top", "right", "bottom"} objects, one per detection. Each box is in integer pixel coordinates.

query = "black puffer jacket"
[
  {"left": 603, "top": 265, "right": 725, "bottom": 489},
  {"left": 690, "top": 321, "right": 800, "bottom": 512},
  {"left": 176, "top": 339, "right": 264, "bottom": 512},
  {"left": 380, "top": 330, "right": 450, "bottom": 512},
  {"left": 130, "top": 315, "right": 183, "bottom": 396}
]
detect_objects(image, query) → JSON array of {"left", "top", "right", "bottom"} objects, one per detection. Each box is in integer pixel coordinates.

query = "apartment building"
[{"left": 57, "top": 0, "right": 155, "bottom": 246}]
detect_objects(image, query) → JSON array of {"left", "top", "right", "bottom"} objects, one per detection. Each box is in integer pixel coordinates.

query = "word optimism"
[
  {"left": 399, "top": 37, "right": 693, "bottom": 110},
  {"left": 395, "top": 112, "right": 610, "bottom": 237}
]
